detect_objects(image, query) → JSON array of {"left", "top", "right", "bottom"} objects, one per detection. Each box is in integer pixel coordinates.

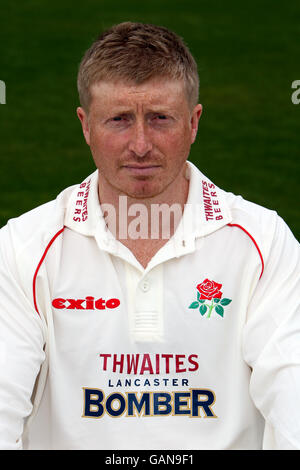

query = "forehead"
[{"left": 89, "top": 78, "right": 188, "bottom": 110}]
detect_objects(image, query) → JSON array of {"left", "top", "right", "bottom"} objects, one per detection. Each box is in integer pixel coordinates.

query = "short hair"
[{"left": 77, "top": 22, "right": 199, "bottom": 111}]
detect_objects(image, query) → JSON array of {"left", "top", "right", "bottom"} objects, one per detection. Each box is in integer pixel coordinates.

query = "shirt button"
[{"left": 140, "top": 280, "right": 150, "bottom": 292}]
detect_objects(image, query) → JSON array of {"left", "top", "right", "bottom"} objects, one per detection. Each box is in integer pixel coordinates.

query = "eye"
[
  {"left": 150, "top": 113, "right": 172, "bottom": 127},
  {"left": 108, "top": 114, "right": 131, "bottom": 128},
  {"left": 156, "top": 114, "right": 168, "bottom": 120},
  {"left": 151, "top": 114, "right": 169, "bottom": 123}
]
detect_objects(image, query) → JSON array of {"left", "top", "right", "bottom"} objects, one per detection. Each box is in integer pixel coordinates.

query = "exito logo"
[{"left": 0, "top": 81, "right": 6, "bottom": 104}]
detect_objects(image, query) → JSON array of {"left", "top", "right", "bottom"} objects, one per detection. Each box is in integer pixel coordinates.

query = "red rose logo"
[
  {"left": 197, "top": 279, "right": 223, "bottom": 300},
  {"left": 189, "top": 279, "right": 231, "bottom": 318}
]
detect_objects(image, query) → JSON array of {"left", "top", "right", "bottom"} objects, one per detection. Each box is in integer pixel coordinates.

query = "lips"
[
  {"left": 121, "top": 164, "right": 162, "bottom": 176},
  {"left": 122, "top": 164, "right": 161, "bottom": 168}
]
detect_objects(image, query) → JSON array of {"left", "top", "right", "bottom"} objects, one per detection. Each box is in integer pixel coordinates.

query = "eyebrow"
[{"left": 108, "top": 104, "right": 176, "bottom": 115}]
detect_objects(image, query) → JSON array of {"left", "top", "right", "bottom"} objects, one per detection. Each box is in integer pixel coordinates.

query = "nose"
[{"left": 128, "top": 121, "right": 153, "bottom": 157}]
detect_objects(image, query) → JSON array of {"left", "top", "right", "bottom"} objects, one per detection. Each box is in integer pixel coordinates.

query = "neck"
[{"left": 98, "top": 168, "right": 189, "bottom": 243}]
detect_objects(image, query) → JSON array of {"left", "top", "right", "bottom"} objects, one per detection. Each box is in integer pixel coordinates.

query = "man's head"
[
  {"left": 76, "top": 23, "right": 202, "bottom": 202},
  {"left": 77, "top": 22, "right": 199, "bottom": 113}
]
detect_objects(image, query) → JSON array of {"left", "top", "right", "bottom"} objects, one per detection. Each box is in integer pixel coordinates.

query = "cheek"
[
  {"left": 89, "top": 129, "right": 123, "bottom": 161},
  {"left": 163, "top": 127, "right": 192, "bottom": 158}
]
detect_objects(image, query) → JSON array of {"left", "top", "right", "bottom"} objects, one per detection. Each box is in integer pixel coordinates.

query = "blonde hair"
[{"left": 77, "top": 22, "right": 199, "bottom": 111}]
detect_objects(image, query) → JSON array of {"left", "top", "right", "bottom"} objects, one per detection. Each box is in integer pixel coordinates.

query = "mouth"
[{"left": 121, "top": 164, "right": 162, "bottom": 176}]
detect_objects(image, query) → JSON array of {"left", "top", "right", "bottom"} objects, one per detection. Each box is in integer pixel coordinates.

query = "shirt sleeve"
[
  {"left": 0, "top": 225, "right": 46, "bottom": 450},
  {"left": 243, "top": 216, "right": 300, "bottom": 449}
]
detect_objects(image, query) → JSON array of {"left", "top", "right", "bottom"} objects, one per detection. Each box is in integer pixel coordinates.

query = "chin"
[{"left": 123, "top": 181, "right": 164, "bottom": 199}]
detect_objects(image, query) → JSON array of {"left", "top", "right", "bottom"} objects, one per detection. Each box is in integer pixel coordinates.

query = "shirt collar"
[
  {"left": 178, "top": 160, "right": 232, "bottom": 239},
  {"left": 64, "top": 161, "right": 232, "bottom": 254},
  {"left": 65, "top": 169, "right": 101, "bottom": 236}
]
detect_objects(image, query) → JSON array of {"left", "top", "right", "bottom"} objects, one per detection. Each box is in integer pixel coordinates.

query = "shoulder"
[
  {"left": 0, "top": 184, "right": 77, "bottom": 288},
  {"left": 221, "top": 189, "right": 298, "bottom": 277},
  {"left": 223, "top": 189, "right": 275, "bottom": 223},
  {"left": 0, "top": 184, "right": 76, "bottom": 251},
  {"left": 224, "top": 190, "right": 278, "bottom": 238}
]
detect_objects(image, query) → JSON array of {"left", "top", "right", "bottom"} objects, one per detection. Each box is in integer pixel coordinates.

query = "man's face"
[{"left": 77, "top": 77, "right": 202, "bottom": 201}]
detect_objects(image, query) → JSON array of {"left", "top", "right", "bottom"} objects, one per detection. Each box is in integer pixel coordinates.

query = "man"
[{"left": 0, "top": 22, "right": 299, "bottom": 450}]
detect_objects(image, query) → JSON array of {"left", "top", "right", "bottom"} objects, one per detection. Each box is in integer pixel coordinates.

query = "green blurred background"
[{"left": 1, "top": 0, "right": 299, "bottom": 239}]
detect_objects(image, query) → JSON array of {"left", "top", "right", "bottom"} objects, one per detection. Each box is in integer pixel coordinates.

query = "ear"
[
  {"left": 77, "top": 107, "right": 91, "bottom": 146},
  {"left": 190, "top": 104, "right": 203, "bottom": 143}
]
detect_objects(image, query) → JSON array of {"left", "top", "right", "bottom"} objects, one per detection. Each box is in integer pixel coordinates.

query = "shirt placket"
[{"left": 125, "top": 263, "right": 164, "bottom": 343}]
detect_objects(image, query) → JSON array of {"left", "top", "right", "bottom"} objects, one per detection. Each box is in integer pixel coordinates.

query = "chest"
[
  {"left": 120, "top": 238, "right": 169, "bottom": 268},
  {"left": 46, "top": 225, "right": 260, "bottom": 350}
]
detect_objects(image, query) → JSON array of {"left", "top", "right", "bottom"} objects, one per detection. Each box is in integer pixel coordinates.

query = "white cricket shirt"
[{"left": 0, "top": 161, "right": 299, "bottom": 450}]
